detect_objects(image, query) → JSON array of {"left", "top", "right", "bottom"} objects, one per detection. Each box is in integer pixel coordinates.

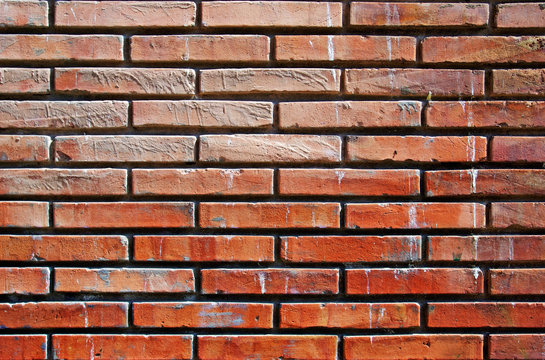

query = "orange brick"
[
  {"left": 0, "top": 68, "right": 49, "bottom": 94},
  {"left": 496, "top": 3, "right": 545, "bottom": 29},
  {"left": 491, "top": 136, "right": 545, "bottom": 162},
  {"left": 0, "top": 335, "right": 47, "bottom": 360},
  {"left": 0, "top": 135, "right": 50, "bottom": 162},
  {"left": 492, "top": 69, "right": 545, "bottom": 96},
  {"left": 0, "top": 0, "right": 48, "bottom": 27},
  {"left": 0, "top": 268, "right": 49, "bottom": 295},
  {"left": 490, "top": 334, "right": 545, "bottom": 360},
  {"left": 491, "top": 269, "right": 545, "bottom": 295},
  {"left": 0, "top": 202, "right": 49, "bottom": 228},
  {"left": 491, "top": 202, "right": 545, "bottom": 228}
]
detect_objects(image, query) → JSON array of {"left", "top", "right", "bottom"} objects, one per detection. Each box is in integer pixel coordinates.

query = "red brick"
[
  {"left": 426, "top": 101, "right": 545, "bottom": 128},
  {"left": 52, "top": 335, "right": 192, "bottom": 360},
  {"left": 202, "top": 1, "right": 342, "bottom": 28},
  {"left": 134, "top": 235, "right": 274, "bottom": 262},
  {"left": 0, "top": 101, "right": 128, "bottom": 129},
  {"left": 0, "top": 135, "right": 50, "bottom": 162},
  {"left": 276, "top": 35, "right": 415, "bottom": 61},
  {"left": 490, "top": 334, "right": 545, "bottom": 359},
  {"left": 344, "top": 69, "right": 484, "bottom": 97},
  {"left": 491, "top": 202, "right": 545, "bottom": 228},
  {"left": 56, "top": 1, "right": 196, "bottom": 28},
  {"left": 280, "top": 303, "right": 419, "bottom": 329},
  {"left": 198, "top": 335, "right": 338, "bottom": 360},
  {"left": 200, "top": 135, "right": 341, "bottom": 164},
  {"left": 0, "top": 202, "right": 49, "bottom": 228},
  {"left": 200, "top": 202, "right": 340, "bottom": 229},
  {"left": 55, "top": 68, "right": 195, "bottom": 95},
  {"left": 133, "top": 101, "right": 273, "bottom": 129},
  {"left": 133, "top": 169, "right": 273, "bottom": 196},
  {"left": 346, "top": 268, "right": 483, "bottom": 295},
  {"left": 0, "top": 68, "right": 49, "bottom": 94},
  {"left": 429, "top": 235, "right": 545, "bottom": 262},
  {"left": 279, "top": 169, "right": 420, "bottom": 196},
  {"left": 492, "top": 69, "right": 545, "bottom": 96},
  {"left": 345, "top": 335, "right": 483, "bottom": 360},
  {"left": 281, "top": 236, "right": 421, "bottom": 263},
  {"left": 0, "top": 168, "right": 126, "bottom": 196},
  {"left": 423, "top": 36, "right": 545, "bottom": 64},
  {"left": 426, "top": 169, "right": 545, "bottom": 196},
  {"left": 0, "top": 235, "right": 128, "bottom": 261},
  {"left": 0, "top": 268, "right": 49, "bottom": 295},
  {"left": 347, "top": 136, "right": 487, "bottom": 162},
  {"left": 0, "top": 35, "right": 123, "bottom": 62},
  {"left": 428, "top": 302, "right": 545, "bottom": 328},
  {"left": 496, "top": 3, "right": 545, "bottom": 29},
  {"left": 133, "top": 302, "right": 272, "bottom": 328},
  {"left": 201, "top": 68, "right": 340, "bottom": 94},
  {"left": 0, "top": 302, "right": 127, "bottom": 328},
  {"left": 350, "top": 2, "right": 488, "bottom": 27},
  {"left": 279, "top": 101, "right": 421, "bottom": 129},
  {"left": 201, "top": 269, "right": 339, "bottom": 295},
  {"left": 346, "top": 202, "right": 486, "bottom": 229},
  {"left": 0, "top": 335, "right": 47, "bottom": 360},
  {"left": 0, "top": 0, "right": 48, "bottom": 27},
  {"left": 55, "top": 136, "right": 196, "bottom": 163},
  {"left": 54, "top": 202, "right": 194, "bottom": 228},
  {"left": 132, "top": 35, "right": 269, "bottom": 62},
  {"left": 491, "top": 269, "right": 545, "bottom": 295},
  {"left": 491, "top": 136, "right": 545, "bottom": 162}
]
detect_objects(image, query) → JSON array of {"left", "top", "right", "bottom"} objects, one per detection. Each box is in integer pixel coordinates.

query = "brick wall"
[{"left": 1, "top": 0, "right": 545, "bottom": 359}]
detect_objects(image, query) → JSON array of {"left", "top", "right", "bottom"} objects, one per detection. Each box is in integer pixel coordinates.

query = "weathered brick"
[
  {"left": 491, "top": 136, "right": 545, "bottom": 162},
  {"left": 491, "top": 269, "right": 545, "bottom": 295},
  {"left": 55, "top": 68, "right": 196, "bottom": 95},
  {"left": 0, "top": 268, "right": 49, "bottom": 295},
  {"left": 0, "top": 68, "right": 49, "bottom": 94},
  {"left": 54, "top": 202, "right": 194, "bottom": 228},
  {"left": 52, "top": 335, "right": 192, "bottom": 360},
  {"left": 490, "top": 334, "right": 545, "bottom": 360},
  {"left": 346, "top": 202, "right": 486, "bottom": 229},
  {"left": 55, "top": 136, "right": 196, "bottom": 163},
  {"left": 0, "top": 335, "right": 47, "bottom": 360},
  {"left": 496, "top": 3, "right": 545, "bottom": 29},
  {"left": 280, "top": 303, "right": 419, "bottom": 329},
  {"left": 345, "top": 69, "right": 484, "bottom": 97},
  {"left": 491, "top": 202, "right": 545, "bottom": 228},
  {"left": 202, "top": 1, "right": 342, "bottom": 28},
  {"left": 201, "top": 69, "right": 340, "bottom": 94},
  {"left": 131, "top": 35, "right": 269, "bottom": 62},
  {"left": 201, "top": 269, "right": 339, "bottom": 295},
  {"left": 0, "top": 202, "right": 49, "bottom": 228},
  {"left": 0, "top": 0, "right": 48, "bottom": 27},
  {"left": 0, "top": 302, "right": 128, "bottom": 328},
  {"left": 132, "top": 169, "right": 273, "bottom": 196},
  {"left": 281, "top": 236, "right": 421, "bottom": 263},
  {"left": 133, "top": 302, "right": 272, "bottom": 328},
  {"left": 0, "top": 135, "right": 50, "bottom": 162},
  {"left": 492, "top": 69, "right": 545, "bottom": 96},
  {"left": 200, "top": 202, "right": 340, "bottom": 229},
  {"left": 56, "top": 1, "right": 196, "bottom": 28}
]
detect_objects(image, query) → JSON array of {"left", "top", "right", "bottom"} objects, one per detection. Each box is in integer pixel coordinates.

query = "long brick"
[
  {"left": 200, "top": 135, "right": 341, "bottom": 163},
  {"left": 0, "top": 101, "right": 128, "bottom": 129},
  {"left": 55, "top": 136, "right": 196, "bottom": 163},
  {"left": 492, "top": 69, "right": 545, "bottom": 96},
  {"left": 133, "top": 302, "right": 272, "bottom": 328},
  {"left": 0, "top": 302, "right": 128, "bottom": 328},
  {"left": 56, "top": 1, "right": 196, "bottom": 28},
  {"left": 346, "top": 202, "right": 486, "bottom": 229},
  {"left": 0, "top": 135, "right": 50, "bottom": 162},
  {"left": 346, "top": 268, "right": 483, "bottom": 295},
  {"left": 345, "top": 335, "right": 483, "bottom": 360},
  {"left": 0, "top": 68, "right": 49, "bottom": 94},
  {"left": 491, "top": 136, "right": 545, "bottom": 162},
  {"left": 276, "top": 35, "right": 415, "bottom": 61},
  {"left": 279, "top": 101, "right": 421, "bottom": 129},
  {"left": 0, "top": 335, "right": 47, "bottom": 360},
  {"left": 345, "top": 69, "right": 484, "bottom": 97},
  {"left": 426, "top": 101, "right": 545, "bottom": 128},
  {"left": 202, "top": 1, "right": 342, "bottom": 28},
  {"left": 491, "top": 202, "right": 545, "bottom": 228},
  {"left": 428, "top": 302, "right": 545, "bottom": 328},
  {"left": 133, "top": 101, "right": 273, "bottom": 129},
  {"left": 201, "top": 68, "right": 340, "bottom": 94},
  {"left": 201, "top": 269, "right": 339, "bottom": 295},
  {"left": 496, "top": 3, "right": 545, "bottom": 29},
  {"left": 350, "top": 2, "right": 488, "bottom": 27},
  {"left": 0, "top": 0, "right": 48, "bottom": 27},
  {"left": 132, "top": 35, "right": 269, "bottom": 62},
  {"left": 490, "top": 334, "right": 545, "bottom": 359},
  {"left": 52, "top": 335, "right": 192, "bottom": 360},
  {"left": 491, "top": 269, "right": 545, "bottom": 295},
  {"left": 347, "top": 136, "right": 487, "bottom": 162},
  {"left": 279, "top": 169, "right": 420, "bottom": 196},
  {"left": 54, "top": 202, "right": 194, "bottom": 228},
  {"left": 0, "top": 202, "right": 49, "bottom": 228},
  {"left": 55, "top": 68, "right": 196, "bottom": 95},
  {"left": 280, "top": 303, "right": 419, "bottom": 329},
  {"left": 0, "top": 268, "right": 49, "bottom": 295},
  {"left": 0, "top": 235, "right": 128, "bottom": 261},
  {"left": 200, "top": 202, "right": 340, "bottom": 229},
  {"left": 132, "top": 169, "right": 273, "bottom": 195},
  {"left": 0, "top": 35, "right": 123, "bottom": 62},
  {"left": 281, "top": 236, "right": 421, "bottom": 263}
]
